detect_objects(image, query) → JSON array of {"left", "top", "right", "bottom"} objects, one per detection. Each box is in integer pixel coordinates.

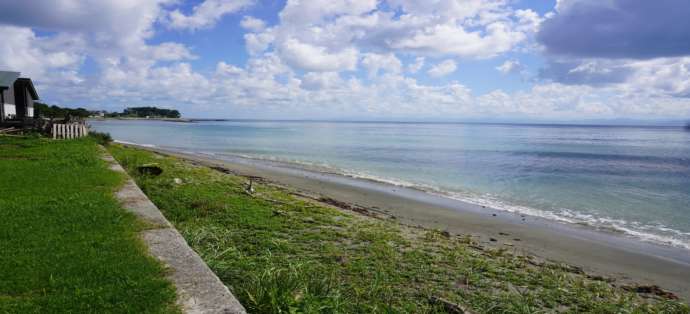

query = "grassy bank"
[
  {"left": 108, "top": 144, "right": 689, "bottom": 313},
  {"left": 0, "top": 136, "right": 177, "bottom": 313}
]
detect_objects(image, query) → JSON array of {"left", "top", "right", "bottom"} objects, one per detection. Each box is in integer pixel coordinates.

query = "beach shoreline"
[{"left": 120, "top": 142, "right": 690, "bottom": 300}]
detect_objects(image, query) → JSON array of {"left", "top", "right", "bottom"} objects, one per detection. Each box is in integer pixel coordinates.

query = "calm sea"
[{"left": 91, "top": 120, "right": 690, "bottom": 249}]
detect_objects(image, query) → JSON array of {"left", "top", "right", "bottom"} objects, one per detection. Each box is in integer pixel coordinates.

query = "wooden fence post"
[{"left": 52, "top": 123, "right": 89, "bottom": 140}]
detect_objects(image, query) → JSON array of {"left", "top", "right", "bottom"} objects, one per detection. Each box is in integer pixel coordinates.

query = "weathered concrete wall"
[{"left": 102, "top": 151, "right": 247, "bottom": 314}]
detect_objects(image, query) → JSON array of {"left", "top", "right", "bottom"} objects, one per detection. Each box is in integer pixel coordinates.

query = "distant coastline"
[{"left": 88, "top": 117, "right": 231, "bottom": 123}]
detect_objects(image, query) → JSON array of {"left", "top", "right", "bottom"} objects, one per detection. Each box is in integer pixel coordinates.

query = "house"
[{"left": 1, "top": 71, "right": 39, "bottom": 125}]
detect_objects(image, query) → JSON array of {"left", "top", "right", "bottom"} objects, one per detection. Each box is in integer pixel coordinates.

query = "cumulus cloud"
[
  {"left": 391, "top": 23, "right": 525, "bottom": 58},
  {"left": 407, "top": 57, "right": 425, "bottom": 73},
  {"left": 540, "top": 59, "right": 632, "bottom": 86},
  {"left": 215, "top": 61, "right": 245, "bottom": 76},
  {"left": 167, "top": 0, "right": 254, "bottom": 31},
  {"left": 538, "top": 0, "right": 690, "bottom": 59},
  {"left": 2, "top": 0, "right": 689, "bottom": 119},
  {"left": 496, "top": 59, "right": 523, "bottom": 75},
  {"left": 240, "top": 16, "right": 266, "bottom": 32},
  {"left": 300, "top": 72, "right": 343, "bottom": 91},
  {"left": 535, "top": 0, "right": 690, "bottom": 107},
  {"left": 279, "top": 38, "right": 358, "bottom": 72},
  {"left": 427, "top": 60, "right": 457, "bottom": 77},
  {"left": 361, "top": 53, "right": 402, "bottom": 78},
  {"left": 0, "top": 26, "right": 83, "bottom": 79},
  {"left": 247, "top": 0, "right": 539, "bottom": 66}
]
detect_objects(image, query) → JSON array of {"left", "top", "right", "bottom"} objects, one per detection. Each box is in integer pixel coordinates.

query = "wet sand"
[{"left": 122, "top": 143, "right": 690, "bottom": 300}]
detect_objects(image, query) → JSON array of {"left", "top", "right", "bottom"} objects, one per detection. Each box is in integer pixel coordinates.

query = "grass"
[
  {"left": 108, "top": 144, "right": 690, "bottom": 314},
  {"left": 0, "top": 136, "right": 177, "bottom": 313}
]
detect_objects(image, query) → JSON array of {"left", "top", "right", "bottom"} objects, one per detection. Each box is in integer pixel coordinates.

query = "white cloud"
[
  {"left": 240, "top": 16, "right": 266, "bottom": 32},
  {"left": 391, "top": 22, "right": 525, "bottom": 58},
  {"left": 541, "top": 57, "right": 690, "bottom": 98},
  {"left": 279, "top": 38, "right": 358, "bottom": 72},
  {"left": 246, "top": 0, "right": 539, "bottom": 69},
  {"left": 244, "top": 31, "right": 275, "bottom": 55},
  {"left": 149, "top": 42, "right": 196, "bottom": 61},
  {"left": 215, "top": 61, "right": 245, "bottom": 76},
  {"left": 279, "top": 0, "right": 378, "bottom": 25},
  {"left": 407, "top": 57, "right": 425, "bottom": 73},
  {"left": 427, "top": 59, "right": 457, "bottom": 77},
  {"left": 167, "top": 0, "right": 253, "bottom": 31},
  {"left": 0, "top": 25, "right": 84, "bottom": 87},
  {"left": 300, "top": 72, "right": 343, "bottom": 90},
  {"left": 514, "top": 9, "right": 542, "bottom": 33},
  {"left": 361, "top": 53, "right": 402, "bottom": 78},
  {"left": 2, "top": 0, "right": 689, "bottom": 120},
  {"left": 496, "top": 59, "right": 522, "bottom": 74}
]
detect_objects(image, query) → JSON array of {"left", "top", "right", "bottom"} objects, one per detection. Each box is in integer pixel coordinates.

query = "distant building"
[
  {"left": 90, "top": 110, "right": 106, "bottom": 118},
  {"left": 0, "top": 71, "right": 39, "bottom": 125}
]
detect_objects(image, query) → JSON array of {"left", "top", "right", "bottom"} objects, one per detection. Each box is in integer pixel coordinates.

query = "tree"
[
  {"left": 34, "top": 102, "right": 91, "bottom": 120},
  {"left": 122, "top": 107, "right": 181, "bottom": 118}
]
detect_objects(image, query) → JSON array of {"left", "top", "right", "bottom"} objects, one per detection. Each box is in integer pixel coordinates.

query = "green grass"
[
  {"left": 108, "top": 144, "right": 690, "bottom": 314},
  {"left": 0, "top": 136, "right": 177, "bottom": 313}
]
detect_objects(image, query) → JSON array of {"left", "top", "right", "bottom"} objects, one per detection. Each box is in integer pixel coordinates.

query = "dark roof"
[
  {"left": 16, "top": 78, "right": 39, "bottom": 100},
  {"left": 0, "top": 71, "right": 20, "bottom": 88}
]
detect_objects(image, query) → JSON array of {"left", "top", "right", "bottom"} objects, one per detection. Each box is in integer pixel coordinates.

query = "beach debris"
[
  {"left": 557, "top": 264, "right": 584, "bottom": 274},
  {"left": 272, "top": 210, "right": 287, "bottom": 217},
  {"left": 0, "top": 127, "right": 21, "bottom": 134},
  {"left": 586, "top": 274, "right": 614, "bottom": 283},
  {"left": 623, "top": 285, "right": 679, "bottom": 300},
  {"left": 245, "top": 179, "right": 255, "bottom": 195},
  {"left": 469, "top": 244, "right": 485, "bottom": 251},
  {"left": 499, "top": 232, "right": 509, "bottom": 236},
  {"left": 503, "top": 243, "right": 514, "bottom": 247},
  {"left": 210, "top": 165, "right": 231, "bottom": 174},
  {"left": 319, "top": 197, "right": 373, "bottom": 217},
  {"left": 137, "top": 163, "right": 163, "bottom": 176},
  {"left": 441, "top": 230, "right": 451, "bottom": 238},
  {"left": 454, "top": 276, "right": 470, "bottom": 290},
  {"left": 428, "top": 296, "right": 476, "bottom": 314},
  {"left": 513, "top": 238, "right": 521, "bottom": 241},
  {"left": 173, "top": 177, "right": 183, "bottom": 184}
]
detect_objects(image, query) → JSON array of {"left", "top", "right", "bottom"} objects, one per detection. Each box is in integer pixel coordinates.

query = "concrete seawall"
[{"left": 102, "top": 150, "right": 246, "bottom": 314}]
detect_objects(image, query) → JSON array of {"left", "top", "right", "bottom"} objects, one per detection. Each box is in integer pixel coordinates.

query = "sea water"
[{"left": 91, "top": 120, "right": 690, "bottom": 250}]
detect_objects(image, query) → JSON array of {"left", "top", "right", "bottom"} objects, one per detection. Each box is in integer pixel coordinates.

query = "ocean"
[{"left": 90, "top": 120, "right": 690, "bottom": 250}]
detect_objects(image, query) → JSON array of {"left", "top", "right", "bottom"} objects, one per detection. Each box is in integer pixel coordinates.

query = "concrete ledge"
[{"left": 103, "top": 150, "right": 246, "bottom": 314}]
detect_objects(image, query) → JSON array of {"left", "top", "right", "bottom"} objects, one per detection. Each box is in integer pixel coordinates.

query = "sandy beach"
[{"left": 122, "top": 143, "right": 690, "bottom": 300}]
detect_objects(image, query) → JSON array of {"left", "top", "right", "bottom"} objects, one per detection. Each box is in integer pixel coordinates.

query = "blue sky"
[{"left": 1, "top": 0, "right": 690, "bottom": 120}]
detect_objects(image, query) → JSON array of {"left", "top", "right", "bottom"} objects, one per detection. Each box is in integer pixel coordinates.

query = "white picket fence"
[{"left": 52, "top": 123, "right": 89, "bottom": 140}]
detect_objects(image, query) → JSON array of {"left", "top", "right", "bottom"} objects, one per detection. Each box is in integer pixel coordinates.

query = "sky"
[{"left": 1, "top": 0, "right": 690, "bottom": 120}]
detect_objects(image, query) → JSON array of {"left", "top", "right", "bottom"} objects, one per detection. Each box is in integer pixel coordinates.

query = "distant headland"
[{"left": 89, "top": 106, "right": 229, "bottom": 122}]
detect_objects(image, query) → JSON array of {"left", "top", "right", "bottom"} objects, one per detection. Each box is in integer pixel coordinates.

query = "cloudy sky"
[{"left": 1, "top": 0, "right": 690, "bottom": 120}]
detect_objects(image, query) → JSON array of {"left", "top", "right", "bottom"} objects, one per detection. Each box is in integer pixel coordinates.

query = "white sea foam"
[{"left": 114, "top": 140, "right": 157, "bottom": 148}]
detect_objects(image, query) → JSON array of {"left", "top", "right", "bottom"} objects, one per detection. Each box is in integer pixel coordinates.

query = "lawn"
[
  {"left": 108, "top": 144, "right": 689, "bottom": 314},
  {"left": 0, "top": 136, "right": 177, "bottom": 313}
]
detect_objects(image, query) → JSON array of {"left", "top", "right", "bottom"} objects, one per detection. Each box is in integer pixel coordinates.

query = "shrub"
[{"left": 90, "top": 131, "right": 113, "bottom": 146}]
